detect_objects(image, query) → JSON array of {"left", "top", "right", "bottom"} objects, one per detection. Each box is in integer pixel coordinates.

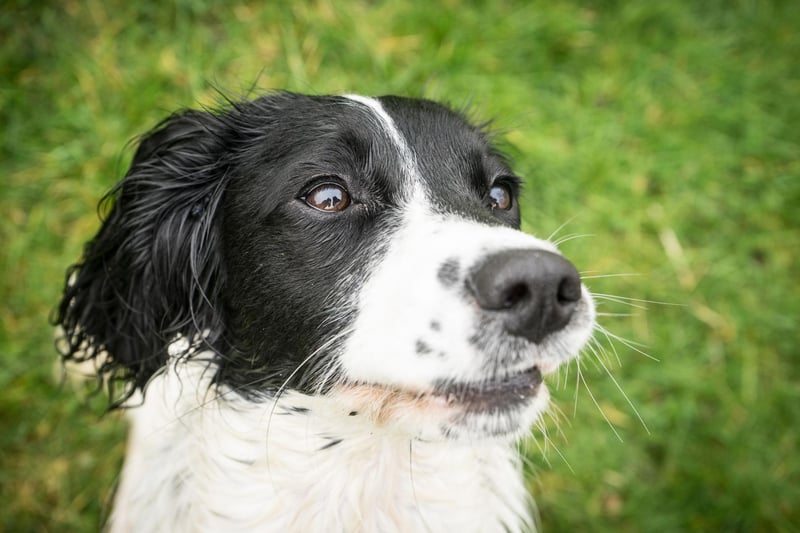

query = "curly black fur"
[{"left": 55, "top": 108, "right": 231, "bottom": 404}]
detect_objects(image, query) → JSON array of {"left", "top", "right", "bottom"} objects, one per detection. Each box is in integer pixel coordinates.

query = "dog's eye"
[
  {"left": 488, "top": 183, "right": 513, "bottom": 210},
  {"left": 303, "top": 183, "right": 351, "bottom": 212}
]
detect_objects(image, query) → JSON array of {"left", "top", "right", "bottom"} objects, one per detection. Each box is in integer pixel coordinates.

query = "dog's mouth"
[
  {"left": 429, "top": 365, "right": 543, "bottom": 413},
  {"left": 337, "top": 365, "right": 543, "bottom": 420}
]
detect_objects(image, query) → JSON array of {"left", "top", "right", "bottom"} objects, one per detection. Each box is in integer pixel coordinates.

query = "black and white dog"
[{"left": 57, "top": 92, "right": 595, "bottom": 532}]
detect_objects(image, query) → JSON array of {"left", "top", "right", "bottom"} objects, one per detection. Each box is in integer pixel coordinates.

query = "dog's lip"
[
  {"left": 340, "top": 366, "right": 543, "bottom": 414},
  {"left": 429, "top": 366, "right": 543, "bottom": 412}
]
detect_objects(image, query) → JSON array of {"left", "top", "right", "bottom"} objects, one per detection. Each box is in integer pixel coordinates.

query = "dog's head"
[{"left": 57, "top": 92, "right": 595, "bottom": 440}]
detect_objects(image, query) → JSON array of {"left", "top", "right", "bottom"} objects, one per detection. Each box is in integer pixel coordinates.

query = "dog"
[{"left": 56, "top": 92, "right": 596, "bottom": 532}]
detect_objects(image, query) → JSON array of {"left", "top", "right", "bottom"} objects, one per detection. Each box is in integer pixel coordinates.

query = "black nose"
[{"left": 468, "top": 249, "right": 582, "bottom": 344}]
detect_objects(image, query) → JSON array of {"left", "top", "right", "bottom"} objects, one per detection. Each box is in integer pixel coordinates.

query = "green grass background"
[{"left": 2, "top": 0, "right": 798, "bottom": 531}]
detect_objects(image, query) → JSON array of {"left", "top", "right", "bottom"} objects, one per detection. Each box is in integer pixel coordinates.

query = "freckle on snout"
[
  {"left": 415, "top": 339, "right": 433, "bottom": 355},
  {"left": 437, "top": 258, "right": 460, "bottom": 287}
]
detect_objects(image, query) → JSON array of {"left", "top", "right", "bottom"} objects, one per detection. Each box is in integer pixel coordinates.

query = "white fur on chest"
[{"left": 110, "top": 360, "right": 532, "bottom": 533}]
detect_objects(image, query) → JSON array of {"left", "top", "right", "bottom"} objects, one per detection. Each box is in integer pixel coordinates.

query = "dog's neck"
[{"left": 110, "top": 359, "right": 533, "bottom": 532}]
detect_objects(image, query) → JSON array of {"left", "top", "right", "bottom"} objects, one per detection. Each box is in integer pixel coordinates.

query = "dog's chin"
[{"left": 333, "top": 366, "right": 550, "bottom": 441}]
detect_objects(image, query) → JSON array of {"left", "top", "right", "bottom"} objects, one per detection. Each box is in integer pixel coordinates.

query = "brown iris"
[
  {"left": 488, "top": 183, "right": 512, "bottom": 210},
  {"left": 304, "top": 183, "right": 350, "bottom": 212}
]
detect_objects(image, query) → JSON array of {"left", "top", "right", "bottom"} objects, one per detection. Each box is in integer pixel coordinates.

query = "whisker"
[
  {"left": 268, "top": 327, "right": 350, "bottom": 404},
  {"left": 535, "top": 417, "right": 550, "bottom": 459},
  {"left": 527, "top": 423, "right": 553, "bottom": 468},
  {"left": 580, "top": 273, "right": 641, "bottom": 280},
  {"left": 596, "top": 325, "right": 660, "bottom": 362},
  {"left": 578, "top": 362, "right": 623, "bottom": 442},
  {"left": 534, "top": 406, "right": 575, "bottom": 474},
  {"left": 517, "top": 441, "right": 545, "bottom": 474},
  {"left": 540, "top": 426, "right": 574, "bottom": 475},
  {"left": 586, "top": 336, "right": 619, "bottom": 371},
  {"left": 547, "top": 402, "right": 572, "bottom": 441},
  {"left": 559, "top": 359, "right": 574, "bottom": 391},
  {"left": 591, "top": 293, "right": 649, "bottom": 310},
  {"left": 573, "top": 361, "right": 581, "bottom": 418},
  {"left": 547, "top": 215, "right": 580, "bottom": 242},
  {"left": 552, "top": 233, "right": 595, "bottom": 247},
  {"left": 312, "top": 358, "right": 343, "bottom": 395},
  {"left": 593, "top": 293, "right": 686, "bottom": 307},
  {"left": 595, "top": 356, "right": 650, "bottom": 434},
  {"left": 579, "top": 341, "right": 606, "bottom": 374}
]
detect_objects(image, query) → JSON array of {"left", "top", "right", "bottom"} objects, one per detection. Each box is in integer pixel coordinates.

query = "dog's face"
[{"left": 57, "top": 93, "right": 595, "bottom": 441}]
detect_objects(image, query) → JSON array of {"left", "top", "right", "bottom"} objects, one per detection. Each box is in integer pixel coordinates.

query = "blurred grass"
[{"left": 2, "top": 0, "right": 798, "bottom": 531}]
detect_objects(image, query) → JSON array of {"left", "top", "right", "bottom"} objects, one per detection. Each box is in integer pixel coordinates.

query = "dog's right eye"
[
  {"left": 488, "top": 182, "right": 513, "bottom": 211},
  {"left": 302, "top": 182, "right": 351, "bottom": 212}
]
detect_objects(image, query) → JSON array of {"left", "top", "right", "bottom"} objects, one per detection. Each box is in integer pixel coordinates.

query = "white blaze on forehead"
[{"left": 343, "top": 94, "right": 421, "bottom": 197}]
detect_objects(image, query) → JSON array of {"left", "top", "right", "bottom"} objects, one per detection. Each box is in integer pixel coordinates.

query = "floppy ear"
[{"left": 55, "top": 109, "right": 231, "bottom": 404}]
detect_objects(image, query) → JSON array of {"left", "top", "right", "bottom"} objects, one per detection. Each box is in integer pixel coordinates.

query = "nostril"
[
  {"left": 557, "top": 276, "right": 582, "bottom": 305},
  {"left": 502, "top": 283, "right": 530, "bottom": 308}
]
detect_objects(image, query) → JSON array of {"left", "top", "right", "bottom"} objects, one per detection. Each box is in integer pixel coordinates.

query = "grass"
[{"left": 2, "top": 0, "right": 798, "bottom": 530}]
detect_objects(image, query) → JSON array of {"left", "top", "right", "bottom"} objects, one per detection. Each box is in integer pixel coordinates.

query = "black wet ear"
[{"left": 55, "top": 109, "right": 230, "bottom": 405}]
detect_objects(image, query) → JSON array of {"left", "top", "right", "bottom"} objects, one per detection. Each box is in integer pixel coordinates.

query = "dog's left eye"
[
  {"left": 488, "top": 183, "right": 513, "bottom": 210},
  {"left": 303, "top": 182, "right": 351, "bottom": 212}
]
